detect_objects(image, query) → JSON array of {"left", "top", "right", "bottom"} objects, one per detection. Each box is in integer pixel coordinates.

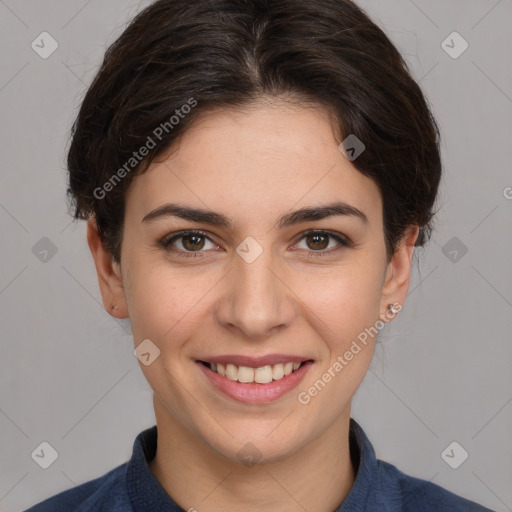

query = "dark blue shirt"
[{"left": 25, "top": 419, "right": 494, "bottom": 511}]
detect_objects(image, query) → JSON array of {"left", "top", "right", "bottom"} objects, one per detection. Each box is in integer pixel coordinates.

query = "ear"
[
  {"left": 87, "top": 218, "right": 128, "bottom": 318},
  {"left": 378, "top": 225, "right": 419, "bottom": 322}
]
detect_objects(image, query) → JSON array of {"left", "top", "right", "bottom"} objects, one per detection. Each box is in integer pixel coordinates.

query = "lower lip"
[{"left": 196, "top": 361, "right": 313, "bottom": 404}]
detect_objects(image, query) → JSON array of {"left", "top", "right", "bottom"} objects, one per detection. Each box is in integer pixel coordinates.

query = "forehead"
[{"left": 124, "top": 99, "right": 383, "bottom": 228}]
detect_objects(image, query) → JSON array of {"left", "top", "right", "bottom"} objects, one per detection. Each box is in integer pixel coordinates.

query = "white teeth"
[
  {"left": 208, "top": 361, "right": 304, "bottom": 383},
  {"left": 284, "top": 362, "right": 293, "bottom": 376},
  {"left": 254, "top": 366, "right": 273, "bottom": 384},
  {"left": 272, "top": 363, "right": 285, "bottom": 380},
  {"left": 237, "top": 366, "right": 254, "bottom": 383},
  {"left": 225, "top": 363, "right": 238, "bottom": 381}
]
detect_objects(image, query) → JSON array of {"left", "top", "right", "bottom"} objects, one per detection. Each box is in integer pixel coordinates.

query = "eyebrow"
[{"left": 141, "top": 201, "right": 369, "bottom": 229}]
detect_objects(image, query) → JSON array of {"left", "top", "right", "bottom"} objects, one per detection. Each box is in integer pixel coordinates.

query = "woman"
[{"left": 26, "top": 0, "right": 493, "bottom": 510}]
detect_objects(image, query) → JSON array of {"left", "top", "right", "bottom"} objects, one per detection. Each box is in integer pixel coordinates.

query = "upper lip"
[{"left": 198, "top": 354, "right": 313, "bottom": 368}]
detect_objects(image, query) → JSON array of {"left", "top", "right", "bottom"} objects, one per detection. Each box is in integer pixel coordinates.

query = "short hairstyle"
[{"left": 67, "top": 0, "right": 442, "bottom": 263}]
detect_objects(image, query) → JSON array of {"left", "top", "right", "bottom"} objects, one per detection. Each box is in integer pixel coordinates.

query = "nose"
[{"left": 214, "top": 244, "right": 296, "bottom": 340}]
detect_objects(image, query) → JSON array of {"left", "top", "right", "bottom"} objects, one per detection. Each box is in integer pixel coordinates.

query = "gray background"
[{"left": 1, "top": 1, "right": 511, "bottom": 511}]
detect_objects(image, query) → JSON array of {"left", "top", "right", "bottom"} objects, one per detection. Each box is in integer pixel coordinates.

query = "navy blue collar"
[{"left": 126, "top": 418, "right": 375, "bottom": 511}]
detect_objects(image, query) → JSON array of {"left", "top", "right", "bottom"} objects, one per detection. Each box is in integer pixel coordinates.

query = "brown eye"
[
  {"left": 305, "top": 233, "right": 330, "bottom": 250},
  {"left": 180, "top": 233, "right": 206, "bottom": 251},
  {"left": 161, "top": 230, "right": 218, "bottom": 256},
  {"left": 294, "top": 230, "right": 351, "bottom": 257}
]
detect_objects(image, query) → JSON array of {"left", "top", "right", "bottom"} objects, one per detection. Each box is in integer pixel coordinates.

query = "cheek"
[
  {"left": 298, "top": 262, "right": 384, "bottom": 344},
  {"left": 125, "top": 253, "right": 220, "bottom": 355},
  {"left": 123, "top": 251, "right": 184, "bottom": 340},
  {"left": 301, "top": 273, "right": 382, "bottom": 412}
]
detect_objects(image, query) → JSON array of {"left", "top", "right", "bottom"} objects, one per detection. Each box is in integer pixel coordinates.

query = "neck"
[{"left": 149, "top": 397, "right": 356, "bottom": 512}]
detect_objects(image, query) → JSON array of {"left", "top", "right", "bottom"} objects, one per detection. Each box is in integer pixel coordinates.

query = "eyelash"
[{"left": 159, "top": 229, "right": 352, "bottom": 258}]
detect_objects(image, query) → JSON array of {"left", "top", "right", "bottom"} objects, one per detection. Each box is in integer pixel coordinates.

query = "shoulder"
[
  {"left": 24, "top": 463, "right": 131, "bottom": 512},
  {"left": 377, "top": 460, "right": 494, "bottom": 512}
]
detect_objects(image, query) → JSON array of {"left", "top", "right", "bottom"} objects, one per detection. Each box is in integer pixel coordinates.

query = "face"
[{"left": 89, "top": 97, "right": 417, "bottom": 464}]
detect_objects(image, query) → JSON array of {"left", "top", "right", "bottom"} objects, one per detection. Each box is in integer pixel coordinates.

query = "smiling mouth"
[{"left": 198, "top": 360, "right": 311, "bottom": 384}]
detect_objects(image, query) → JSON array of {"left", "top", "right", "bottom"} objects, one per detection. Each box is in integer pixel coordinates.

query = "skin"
[{"left": 87, "top": 96, "right": 418, "bottom": 512}]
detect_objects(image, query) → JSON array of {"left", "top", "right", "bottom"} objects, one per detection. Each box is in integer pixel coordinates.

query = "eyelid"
[
  {"left": 159, "top": 229, "right": 219, "bottom": 251},
  {"left": 293, "top": 229, "right": 352, "bottom": 247},
  {"left": 159, "top": 228, "right": 352, "bottom": 256}
]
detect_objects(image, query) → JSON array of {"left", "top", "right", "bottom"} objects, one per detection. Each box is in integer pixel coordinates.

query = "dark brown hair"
[{"left": 67, "top": 0, "right": 442, "bottom": 263}]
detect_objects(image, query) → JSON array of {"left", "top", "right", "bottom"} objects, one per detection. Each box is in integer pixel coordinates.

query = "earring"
[
  {"left": 388, "top": 303, "right": 400, "bottom": 315},
  {"left": 110, "top": 304, "right": 119, "bottom": 310}
]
